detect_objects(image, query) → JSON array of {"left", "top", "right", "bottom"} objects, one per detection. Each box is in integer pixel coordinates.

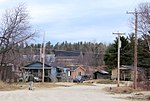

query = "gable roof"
[
  {"left": 24, "top": 61, "right": 51, "bottom": 69},
  {"left": 65, "top": 66, "right": 85, "bottom": 71},
  {"left": 70, "top": 66, "right": 80, "bottom": 71},
  {"left": 93, "top": 70, "right": 109, "bottom": 75},
  {"left": 120, "top": 65, "right": 145, "bottom": 72},
  {"left": 55, "top": 50, "right": 80, "bottom": 57}
]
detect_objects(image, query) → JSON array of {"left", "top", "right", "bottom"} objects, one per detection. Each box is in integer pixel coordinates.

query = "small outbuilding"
[{"left": 93, "top": 70, "right": 110, "bottom": 79}]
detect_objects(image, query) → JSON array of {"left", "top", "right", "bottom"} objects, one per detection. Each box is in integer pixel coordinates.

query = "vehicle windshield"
[{"left": 76, "top": 76, "right": 82, "bottom": 79}]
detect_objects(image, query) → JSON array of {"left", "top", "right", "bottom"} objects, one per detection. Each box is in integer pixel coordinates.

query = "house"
[
  {"left": 64, "top": 66, "right": 86, "bottom": 81},
  {"left": 21, "top": 61, "right": 64, "bottom": 82},
  {"left": 54, "top": 50, "right": 81, "bottom": 65},
  {"left": 111, "top": 65, "right": 132, "bottom": 81},
  {"left": 111, "top": 65, "right": 145, "bottom": 81},
  {"left": 93, "top": 70, "right": 110, "bottom": 79}
]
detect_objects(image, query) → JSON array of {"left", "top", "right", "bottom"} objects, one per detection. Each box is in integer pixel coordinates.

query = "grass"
[
  {"left": 77, "top": 82, "right": 94, "bottom": 86},
  {"left": 0, "top": 81, "right": 62, "bottom": 91},
  {"left": 96, "top": 79, "right": 117, "bottom": 84},
  {"left": 128, "top": 94, "right": 150, "bottom": 101},
  {"left": 33, "top": 82, "right": 61, "bottom": 89},
  {"left": 0, "top": 81, "right": 21, "bottom": 91},
  {"left": 84, "top": 79, "right": 117, "bottom": 84},
  {"left": 103, "top": 85, "right": 150, "bottom": 101},
  {"left": 103, "top": 86, "right": 135, "bottom": 94}
]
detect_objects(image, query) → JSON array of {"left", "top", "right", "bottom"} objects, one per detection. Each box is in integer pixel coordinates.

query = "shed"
[{"left": 93, "top": 70, "right": 110, "bottom": 79}]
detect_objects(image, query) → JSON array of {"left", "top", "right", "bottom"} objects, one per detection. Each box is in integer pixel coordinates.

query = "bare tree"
[
  {"left": 0, "top": 4, "right": 35, "bottom": 66},
  {"left": 78, "top": 52, "right": 94, "bottom": 66},
  {"left": 137, "top": 2, "right": 150, "bottom": 50}
]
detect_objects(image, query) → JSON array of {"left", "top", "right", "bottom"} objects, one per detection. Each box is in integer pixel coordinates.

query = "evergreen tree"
[{"left": 104, "top": 36, "right": 133, "bottom": 71}]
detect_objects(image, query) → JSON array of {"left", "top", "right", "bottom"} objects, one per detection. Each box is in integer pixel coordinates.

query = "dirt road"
[{"left": 0, "top": 84, "right": 129, "bottom": 101}]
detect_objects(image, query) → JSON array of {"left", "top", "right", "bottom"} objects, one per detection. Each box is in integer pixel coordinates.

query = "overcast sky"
[{"left": 0, "top": 0, "right": 148, "bottom": 44}]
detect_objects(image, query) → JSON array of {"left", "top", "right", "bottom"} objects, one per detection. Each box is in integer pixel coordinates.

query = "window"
[
  {"left": 45, "top": 69, "right": 48, "bottom": 76},
  {"left": 78, "top": 72, "right": 81, "bottom": 76},
  {"left": 68, "top": 71, "right": 71, "bottom": 76}
]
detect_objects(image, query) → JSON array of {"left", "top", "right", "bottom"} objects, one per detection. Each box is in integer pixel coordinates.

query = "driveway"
[{"left": 0, "top": 84, "right": 129, "bottom": 101}]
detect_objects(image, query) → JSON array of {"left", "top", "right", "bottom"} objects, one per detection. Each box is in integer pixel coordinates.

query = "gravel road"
[{"left": 0, "top": 84, "right": 129, "bottom": 101}]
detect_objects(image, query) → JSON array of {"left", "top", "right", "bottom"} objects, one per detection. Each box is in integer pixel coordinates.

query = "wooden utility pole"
[
  {"left": 113, "top": 32, "right": 125, "bottom": 87},
  {"left": 42, "top": 33, "right": 45, "bottom": 83},
  {"left": 127, "top": 9, "right": 145, "bottom": 89},
  {"left": 40, "top": 47, "right": 42, "bottom": 62}
]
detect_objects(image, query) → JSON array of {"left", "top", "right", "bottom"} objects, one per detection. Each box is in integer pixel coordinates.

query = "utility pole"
[
  {"left": 29, "top": 46, "right": 33, "bottom": 61},
  {"left": 42, "top": 33, "right": 45, "bottom": 83},
  {"left": 40, "top": 47, "right": 42, "bottom": 62},
  {"left": 127, "top": 9, "right": 145, "bottom": 89},
  {"left": 113, "top": 32, "right": 125, "bottom": 87}
]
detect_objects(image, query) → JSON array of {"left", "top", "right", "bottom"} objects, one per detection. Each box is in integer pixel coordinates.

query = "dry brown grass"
[
  {"left": 131, "top": 100, "right": 150, "bottom": 101},
  {"left": 84, "top": 79, "right": 117, "bottom": 84},
  {"left": 33, "top": 82, "right": 61, "bottom": 89},
  {"left": 0, "top": 81, "right": 21, "bottom": 91},
  {"left": 103, "top": 86, "right": 136, "bottom": 94},
  {"left": 128, "top": 94, "right": 150, "bottom": 101},
  {"left": 77, "top": 82, "right": 94, "bottom": 86},
  {"left": 104, "top": 86, "right": 150, "bottom": 101},
  {"left": 0, "top": 81, "right": 62, "bottom": 91}
]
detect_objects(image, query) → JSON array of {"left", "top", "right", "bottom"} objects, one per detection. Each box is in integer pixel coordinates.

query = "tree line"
[{"left": 24, "top": 41, "right": 107, "bottom": 66}]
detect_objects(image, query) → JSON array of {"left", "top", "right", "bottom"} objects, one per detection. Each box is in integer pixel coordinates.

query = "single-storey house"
[
  {"left": 111, "top": 65, "right": 145, "bottom": 81},
  {"left": 64, "top": 66, "right": 86, "bottom": 81}
]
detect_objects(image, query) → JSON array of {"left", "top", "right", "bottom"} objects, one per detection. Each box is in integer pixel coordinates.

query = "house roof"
[
  {"left": 120, "top": 65, "right": 145, "bottom": 72},
  {"left": 120, "top": 65, "right": 133, "bottom": 70},
  {"left": 65, "top": 66, "right": 85, "bottom": 71},
  {"left": 93, "top": 70, "right": 109, "bottom": 75},
  {"left": 100, "top": 70, "right": 109, "bottom": 74},
  {"left": 70, "top": 66, "right": 80, "bottom": 71},
  {"left": 23, "top": 61, "right": 51, "bottom": 69},
  {"left": 54, "top": 50, "right": 80, "bottom": 57}
]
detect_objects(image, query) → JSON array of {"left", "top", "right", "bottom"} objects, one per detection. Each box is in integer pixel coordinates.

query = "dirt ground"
[{"left": 0, "top": 83, "right": 149, "bottom": 101}]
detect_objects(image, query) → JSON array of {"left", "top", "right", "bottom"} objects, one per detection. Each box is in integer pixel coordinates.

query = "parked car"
[
  {"left": 73, "top": 76, "right": 82, "bottom": 83},
  {"left": 18, "top": 76, "right": 29, "bottom": 82},
  {"left": 34, "top": 77, "right": 42, "bottom": 82},
  {"left": 18, "top": 76, "right": 42, "bottom": 82},
  {"left": 18, "top": 77, "right": 23, "bottom": 82},
  {"left": 82, "top": 75, "right": 90, "bottom": 80},
  {"left": 73, "top": 75, "right": 90, "bottom": 83}
]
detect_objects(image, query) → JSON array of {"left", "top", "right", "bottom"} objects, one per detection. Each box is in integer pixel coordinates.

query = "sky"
[{"left": 0, "top": 0, "right": 149, "bottom": 45}]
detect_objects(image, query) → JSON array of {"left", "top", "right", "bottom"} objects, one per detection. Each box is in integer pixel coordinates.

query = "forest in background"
[{"left": 23, "top": 41, "right": 107, "bottom": 66}]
